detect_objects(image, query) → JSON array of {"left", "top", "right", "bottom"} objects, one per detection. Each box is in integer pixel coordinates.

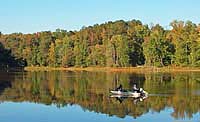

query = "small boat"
[{"left": 110, "top": 89, "right": 148, "bottom": 98}]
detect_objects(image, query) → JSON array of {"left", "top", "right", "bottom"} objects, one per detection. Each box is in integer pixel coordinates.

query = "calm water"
[{"left": 0, "top": 70, "right": 200, "bottom": 122}]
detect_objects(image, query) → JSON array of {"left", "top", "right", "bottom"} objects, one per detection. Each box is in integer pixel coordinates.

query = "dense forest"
[{"left": 1, "top": 19, "right": 200, "bottom": 68}]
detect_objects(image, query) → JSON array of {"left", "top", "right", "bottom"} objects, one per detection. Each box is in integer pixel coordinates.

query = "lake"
[{"left": 0, "top": 70, "right": 199, "bottom": 122}]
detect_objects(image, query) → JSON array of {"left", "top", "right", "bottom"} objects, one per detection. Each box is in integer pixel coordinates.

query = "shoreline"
[{"left": 24, "top": 66, "right": 200, "bottom": 73}]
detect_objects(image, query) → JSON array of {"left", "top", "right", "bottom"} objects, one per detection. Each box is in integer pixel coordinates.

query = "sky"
[{"left": 0, "top": 0, "right": 200, "bottom": 34}]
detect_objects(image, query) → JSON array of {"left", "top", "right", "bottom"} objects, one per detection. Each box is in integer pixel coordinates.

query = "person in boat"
[
  {"left": 132, "top": 84, "right": 140, "bottom": 93},
  {"left": 116, "top": 84, "right": 123, "bottom": 91}
]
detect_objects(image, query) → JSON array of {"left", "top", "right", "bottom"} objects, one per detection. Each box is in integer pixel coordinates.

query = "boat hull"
[{"left": 110, "top": 90, "right": 141, "bottom": 98}]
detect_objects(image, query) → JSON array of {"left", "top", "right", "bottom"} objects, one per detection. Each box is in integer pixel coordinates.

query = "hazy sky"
[{"left": 0, "top": 0, "right": 200, "bottom": 34}]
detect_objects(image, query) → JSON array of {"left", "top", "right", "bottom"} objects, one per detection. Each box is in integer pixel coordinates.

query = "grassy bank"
[{"left": 24, "top": 66, "right": 200, "bottom": 72}]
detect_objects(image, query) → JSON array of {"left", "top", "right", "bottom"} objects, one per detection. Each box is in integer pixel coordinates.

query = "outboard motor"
[{"left": 139, "top": 88, "right": 145, "bottom": 96}]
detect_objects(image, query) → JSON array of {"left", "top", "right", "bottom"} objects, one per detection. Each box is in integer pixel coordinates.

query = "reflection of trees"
[
  {"left": 0, "top": 71, "right": 15, "bottom": 95},
  {"left": 0, "top": 71, "right": 199, "bottom": 119},
  {"left": 144, "top": 72, "right": 200, "bottom": 119}
]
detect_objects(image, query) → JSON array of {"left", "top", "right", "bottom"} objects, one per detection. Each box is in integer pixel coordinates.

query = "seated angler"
[
  {"left": 132, "top": 84, "right": 139, "bottom": 93},
  {"left": 116, "top": 84, "right": 123, "bottom": 91}
]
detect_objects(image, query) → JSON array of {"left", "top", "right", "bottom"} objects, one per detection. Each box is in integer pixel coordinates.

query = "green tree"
[
  {"left": 61, "top": 36, "right": 75, "bottom": 67},
  {"left": 169, "top": 20, "right": 198, "bottom": 66},
  {"left": 127, "top": 20, "right": 150, "bottom": 66},
  {"left": 48, "top": 42, "right": 56, "bottom": 67},
  {"left": 106, "top": 35, "right": 130, "bottom": 67},
  {"left": 38, "top": 31, "right": 54, "bottom": 66},
  {"left": 143, "top": 24, "right": 174, "bottom": 66},
  {"left": 74, "top": 40, "right": 88, "bottom": 67},
  {"left": 87, "top": 44, "right": 106, "bottom": 66}
]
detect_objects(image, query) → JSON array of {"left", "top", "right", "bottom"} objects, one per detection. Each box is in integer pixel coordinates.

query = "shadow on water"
[{"left": 0, "top": 71, "right": 200, "bottom": 119}]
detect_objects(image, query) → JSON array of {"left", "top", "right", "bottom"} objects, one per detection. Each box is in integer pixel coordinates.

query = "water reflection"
[
  {"left": 110, "top": 95, "right": 147, "bottom": 104},
  {"left": 0, "top": 71, "right": 200, "bottom": 119}
]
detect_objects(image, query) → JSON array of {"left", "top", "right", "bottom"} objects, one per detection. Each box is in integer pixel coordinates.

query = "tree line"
[{"left": 0, "top": 19, "right": 200, "bottom": 68}]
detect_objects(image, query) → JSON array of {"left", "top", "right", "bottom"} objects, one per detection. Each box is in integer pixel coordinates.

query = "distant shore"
[{"left": 24, "top": 66, "right": 200, "bottom": 72}]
